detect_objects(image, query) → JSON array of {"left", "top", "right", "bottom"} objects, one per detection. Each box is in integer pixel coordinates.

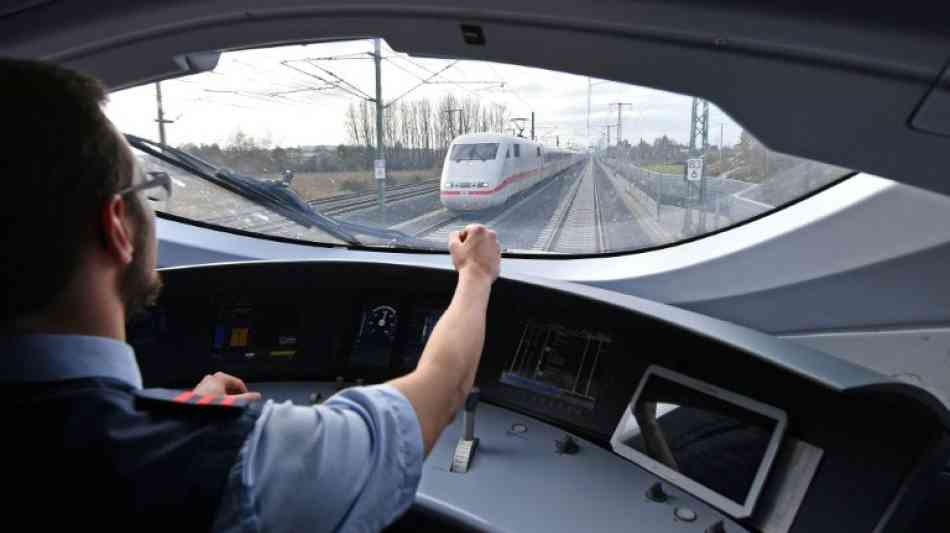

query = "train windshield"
[
  {"left": 451, "top": 143, "right": 500, "bottom": 161},
  {"left": 106, "top": 38, "right": 853, "bottom": 256}
]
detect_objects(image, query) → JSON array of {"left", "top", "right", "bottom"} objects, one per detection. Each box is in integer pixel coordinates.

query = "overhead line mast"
[
  {"left": 373, "top": 38, "right": 385, "bottom": 212},
  {"left": 608, "top": 102, "right": 632, "bottom": 146},
  {"left": 154, "top": 82, "right": 174, "bottom": 145}
]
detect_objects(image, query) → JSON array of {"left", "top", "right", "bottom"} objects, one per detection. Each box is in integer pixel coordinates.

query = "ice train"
[{"left": 440, "top": 133, "right": 586, "bottom": 211}]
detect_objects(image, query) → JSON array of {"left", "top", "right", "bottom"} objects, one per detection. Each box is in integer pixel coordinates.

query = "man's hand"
[
  {"left": 193, "top": 371, "right": 262, "bottom": 402},
  {"left": 449, "top": 224, "right": 501, "bottom": 283}
]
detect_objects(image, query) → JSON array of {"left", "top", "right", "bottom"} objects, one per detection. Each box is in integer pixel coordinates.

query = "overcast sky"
[{"left": 106, "top": 39, "right": 744, "bottom": 150}]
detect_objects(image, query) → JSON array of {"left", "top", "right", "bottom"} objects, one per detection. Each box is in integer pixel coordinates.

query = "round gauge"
[{"left": 365, "top": 305, "right": 398, "bottom": 340}]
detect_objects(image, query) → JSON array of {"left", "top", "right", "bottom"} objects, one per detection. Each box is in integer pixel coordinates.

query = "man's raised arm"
[{"left": 389, "top": 224, "right": 501, "bottom": 454}]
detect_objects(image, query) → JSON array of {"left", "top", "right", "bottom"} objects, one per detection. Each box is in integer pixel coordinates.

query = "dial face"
[{"left": 363, "top": 305, "right": 398, "bottom": 340}]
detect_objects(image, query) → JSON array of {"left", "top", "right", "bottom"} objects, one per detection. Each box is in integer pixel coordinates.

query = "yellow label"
[
  {"left": 230, "top": 328, "right": 249, "bottom": 347},
  {"left": 270, "top": 350, "right": 296, "bottom": 358}
]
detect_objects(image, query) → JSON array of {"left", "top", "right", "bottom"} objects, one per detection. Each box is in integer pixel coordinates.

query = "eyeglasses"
[{"left": 117, "top": 171, "right": 172, "bottom": 203}]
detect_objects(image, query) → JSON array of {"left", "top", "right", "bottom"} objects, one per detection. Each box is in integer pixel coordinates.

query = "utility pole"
[
  {"left": 688, "top": 97, "right": 710, "bottom": 157},
  {"left": 602, "top": 125, "right": 614, "bottom": 147},
  {"left": 719, "top": 123, "right": 724, "bottom": 173},
  {"left": 608, "top": 102, "right": 632, "bottom": 147},
  {"left": 587, "top": 78, "right": 592, "bottom": 147},
  {"left": 372, "top": 38, "right": 385, "bottom": 211},
  {"left": 154, "top": 82, "right": 174, "bottom": 145}
]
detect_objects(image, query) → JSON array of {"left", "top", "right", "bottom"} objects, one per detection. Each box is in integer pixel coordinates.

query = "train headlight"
[{"left": 476, "top": 182, "right": 489, "bottom": 188}]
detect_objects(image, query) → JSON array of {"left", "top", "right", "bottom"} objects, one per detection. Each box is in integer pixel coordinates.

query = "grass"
[
  {"left": 642, "top": 164, "right": 685, "bottom": 174},
  {"left": 289, "top": 169, "right": 440, "bottom": 200}
]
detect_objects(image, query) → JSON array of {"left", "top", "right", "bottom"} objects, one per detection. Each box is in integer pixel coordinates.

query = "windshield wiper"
[{"left": 126, "top": 135, "right": 431, "bottom": 249}]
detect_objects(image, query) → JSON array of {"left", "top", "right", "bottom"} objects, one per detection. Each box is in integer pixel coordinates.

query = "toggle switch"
[{"left": 646, "top": 481, "right": 668, "bottom": 503}]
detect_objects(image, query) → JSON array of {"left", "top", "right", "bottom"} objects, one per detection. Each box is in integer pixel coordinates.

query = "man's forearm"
[
  {"left": 388, "top": 271, "right": 492, "bottom": 453},
  {"left": 419, "top": 271, "right": 491, "bottom": 394}
]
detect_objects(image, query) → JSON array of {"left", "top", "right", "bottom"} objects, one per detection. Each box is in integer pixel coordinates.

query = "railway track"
[
  {"left": 538, "top": 159, "right": 609, "bottom": 253},
  {"left": 205, "top": 178, "right": 440, "bottom": 234},
  {"left": 397, "top": 163, "right": 585, "bottom": 241},
  {"left": 308, "top": 180, "right": 439, "bottom": 217}
]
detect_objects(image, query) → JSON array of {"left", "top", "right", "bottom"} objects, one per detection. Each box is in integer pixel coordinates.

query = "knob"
[
  {"left": 646, "top": 481, "right": 668, "bottom": 502},
  {"left": 334, "top": 376, "right": 345, "bottom": 391},
  {"left": 356, "top": 378, "right": 365, "bottom": 386},
  {"left": 555, "top": 435, "right": 580, "bottom": 455},
  {"left": 705, "top": 520, "right": 726, "bottom": 533}
]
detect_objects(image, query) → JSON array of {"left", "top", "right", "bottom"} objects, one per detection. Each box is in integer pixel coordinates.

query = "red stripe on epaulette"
[
  {"left": 197, "top": 395, "right": 215, "bottom": 405},
  {"left": 174, "top": 391, "right": 195, "bottom": 403},
  {"left": 134, "top": 388, "right": 252, "bottom": 413}
]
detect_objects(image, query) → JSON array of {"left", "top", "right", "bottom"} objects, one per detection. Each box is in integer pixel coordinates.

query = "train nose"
[{"left": 440, "top": 190, "right": 495, "bottom": 211}]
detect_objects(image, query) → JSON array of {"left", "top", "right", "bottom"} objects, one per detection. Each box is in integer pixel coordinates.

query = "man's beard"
[{"left": 120, "top": 228, "right": 163, "bottom": 320}]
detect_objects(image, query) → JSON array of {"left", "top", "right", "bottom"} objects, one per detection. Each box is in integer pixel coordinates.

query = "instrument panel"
[{"left": 129, "top": 261, "right": 949, "bottom": 533}]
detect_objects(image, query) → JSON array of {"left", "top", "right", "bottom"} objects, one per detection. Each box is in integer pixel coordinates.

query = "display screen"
[
  {"left": 500, "top": 321, "right": 610, "bottom": 410},
  {"left": 351, "top": 304, "right": 399, "bottom": 368},
  {"left": 621, "top": 373, "right": 780, "bottom": 506},
  {"left": 401, "top": 305, "right": 444, "bottom": 370},
  {"left": 212, "top": 305, "right": 300, "bottom": 362}
]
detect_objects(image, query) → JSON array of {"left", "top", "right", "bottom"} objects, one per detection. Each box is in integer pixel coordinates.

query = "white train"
[{"left": 440, "top": 133, "right": 586, "bottom": 211}]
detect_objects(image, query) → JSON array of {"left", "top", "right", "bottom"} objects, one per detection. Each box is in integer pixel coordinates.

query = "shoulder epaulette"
[{"left": 134, "top": 388, "right": 251, "bottom": 413}]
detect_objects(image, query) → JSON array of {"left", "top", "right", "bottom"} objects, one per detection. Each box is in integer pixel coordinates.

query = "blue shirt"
[{"left": 0, "top": 334, "right": 425, "bottom": 533}]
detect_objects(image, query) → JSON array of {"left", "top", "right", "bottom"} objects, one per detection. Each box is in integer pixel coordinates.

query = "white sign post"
[
  {"left": 374, "top": 159, "right": 386, "bottom": 181},
  {"left": 686, "top": 158, "right": 704, "bottom": 181}
]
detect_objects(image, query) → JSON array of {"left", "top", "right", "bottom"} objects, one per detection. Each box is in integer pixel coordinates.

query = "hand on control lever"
[
  {"left": 449, "top": 224, "right": 501, "bottom": 284},
  {"left": 193, "top": 371, "right": 262, "bottom": 402}
]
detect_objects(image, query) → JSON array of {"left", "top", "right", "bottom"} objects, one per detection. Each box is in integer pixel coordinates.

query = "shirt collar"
[{"left": 0, "top": 334, "right": 143, "bottom": 389}]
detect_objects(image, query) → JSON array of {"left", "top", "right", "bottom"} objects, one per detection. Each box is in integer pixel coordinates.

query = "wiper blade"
[{"left": 126, "top": 135, "right": 432, "bottom": 249}]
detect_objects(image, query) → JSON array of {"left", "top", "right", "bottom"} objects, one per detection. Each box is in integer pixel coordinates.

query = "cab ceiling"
[{"left": 4, "top": 0, "right": 950, "bottom": 197}]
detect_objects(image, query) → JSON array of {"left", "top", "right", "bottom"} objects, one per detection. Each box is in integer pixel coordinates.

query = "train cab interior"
[{"left": 5, "top": 1, "right": 950, "bottom": 532}]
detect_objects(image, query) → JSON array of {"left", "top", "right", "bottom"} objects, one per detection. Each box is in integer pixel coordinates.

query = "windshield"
[
  {"left": 451, "top": 143, "right": 499, "bottom": 161},
  {"left": 106, "top": 39, "right": 851, "bottom": 255}
]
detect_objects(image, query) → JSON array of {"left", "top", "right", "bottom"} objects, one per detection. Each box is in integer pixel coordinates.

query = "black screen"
[
  {"left": 499, "top": 321, "right": 610, "bottom": 411},
  {"left": 624, "top": 374, "right": 778, "bottom": 505}
]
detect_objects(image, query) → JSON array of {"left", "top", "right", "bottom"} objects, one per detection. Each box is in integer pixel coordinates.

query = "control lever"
[{"left": 450, "top": 388, "right": 480, "bottom": 473}]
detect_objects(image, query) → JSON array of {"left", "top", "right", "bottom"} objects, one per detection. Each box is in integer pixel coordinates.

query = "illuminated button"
[
  {"left": 510, "top": 423, "right": 528, "bottom": 433},
  {"left": 230, "top": 328, "right": 248, "bottom": 347},
  {"left": 674, "top": 507, "right": 697, "bottom": 522}
]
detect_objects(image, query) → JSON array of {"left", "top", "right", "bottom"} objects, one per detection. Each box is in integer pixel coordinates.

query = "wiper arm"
[
  {"left": 127, "top": 134, "right": 367, "bottom": 245},
  {"left": 126, "top": 136, "right": 438, "bottom": 249}
]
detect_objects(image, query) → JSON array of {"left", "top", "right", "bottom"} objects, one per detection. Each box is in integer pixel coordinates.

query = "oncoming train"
[{"left": 440, "top": 133, "right": 587, "bottom": 211}]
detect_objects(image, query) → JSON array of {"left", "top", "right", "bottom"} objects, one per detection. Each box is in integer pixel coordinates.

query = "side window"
[
  {"left": 514, "top": 144, "right": 521, "bottom": 157},
  {"left": 537, "top": 147, "right": 541, "bottom": 157}
]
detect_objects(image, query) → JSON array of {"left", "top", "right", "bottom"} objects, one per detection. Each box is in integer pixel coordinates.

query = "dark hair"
[{"left": 0, "top": 58, "right": 135, "bottom": 323}]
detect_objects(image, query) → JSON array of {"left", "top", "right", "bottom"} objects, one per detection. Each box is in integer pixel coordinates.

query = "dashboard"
[{"left": 129, "top": 260, "right": 950, "bottom": 533}]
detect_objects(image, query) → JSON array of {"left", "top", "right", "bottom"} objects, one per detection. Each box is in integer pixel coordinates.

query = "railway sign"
[
  {"left": 374, "top": 159, "right": 386, "bottom": 180},
  {"left": 686, "top": 158, "right": 704, "bottom": 181}
]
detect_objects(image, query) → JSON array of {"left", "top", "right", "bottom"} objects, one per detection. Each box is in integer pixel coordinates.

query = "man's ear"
[{"left": 100, "top": 194, "right": 135, "bottom": 266}]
